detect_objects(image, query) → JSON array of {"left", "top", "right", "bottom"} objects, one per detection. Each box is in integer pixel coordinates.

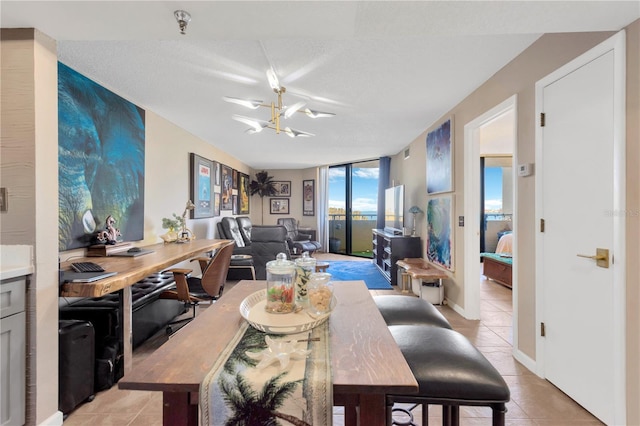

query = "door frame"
[
  {"left": 534, "top": 30, "right": 626, "bottom": 423},
  {"left": 463, "top": 95, "right": 518, "bottom": 326}
]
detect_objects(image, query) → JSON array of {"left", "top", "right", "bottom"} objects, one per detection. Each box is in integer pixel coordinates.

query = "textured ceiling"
[{"left": 2, "top": 1, "right": 638, "bottom": 169}]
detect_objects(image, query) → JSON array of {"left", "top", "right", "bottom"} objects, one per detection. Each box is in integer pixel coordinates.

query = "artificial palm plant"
[{"left": 249, "top": 170, "right": 277, "bottom": 224}]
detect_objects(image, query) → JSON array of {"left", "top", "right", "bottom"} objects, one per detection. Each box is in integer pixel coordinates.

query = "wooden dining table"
[
  {"left": 59, "top": 239, "right": 230, "bottom": 372},
  {"left": 118, "top": 279, "right": 418, "bottom": 426}
]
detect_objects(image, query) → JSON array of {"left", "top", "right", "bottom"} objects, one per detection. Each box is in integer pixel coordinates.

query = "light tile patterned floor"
[{"left": 64, "top": 256, "right": 602, "bottom": 425}]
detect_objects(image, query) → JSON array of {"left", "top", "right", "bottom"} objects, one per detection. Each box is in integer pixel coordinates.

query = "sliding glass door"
[{"left": 328, "top": 160, "right": 379, "bottom": 258}]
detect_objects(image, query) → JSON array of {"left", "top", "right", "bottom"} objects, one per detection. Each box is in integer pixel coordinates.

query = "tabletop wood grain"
[
  {"left": 119, "top": 280, "right": 418, "bottom": 395},
  {"left": 59, "top": 239, "right": 230, "bottom": 298}
]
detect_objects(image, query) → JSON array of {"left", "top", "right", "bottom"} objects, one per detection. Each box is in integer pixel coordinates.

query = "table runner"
[{"left": 200, "top": 321, "right": 332, "bottom": 425}]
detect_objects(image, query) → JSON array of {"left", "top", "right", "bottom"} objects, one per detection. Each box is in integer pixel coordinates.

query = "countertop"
[{"left": 0, "top": 245, "right": 34, "bottom": 281}]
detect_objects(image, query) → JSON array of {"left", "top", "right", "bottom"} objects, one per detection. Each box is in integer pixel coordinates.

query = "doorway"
[
  {"left": 328, "top": 160, "right": 379, "bottom": 258},
  {"left": 463, "top": 96, "right": 517, "bottom": 330}
]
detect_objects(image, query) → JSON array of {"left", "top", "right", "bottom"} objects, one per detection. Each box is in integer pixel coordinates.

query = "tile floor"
[{"left": 64, "top": 256, "right": 602, "bottom": 425}]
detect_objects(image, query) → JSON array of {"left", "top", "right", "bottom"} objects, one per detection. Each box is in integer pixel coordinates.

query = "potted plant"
[
  {"left": 161, "top": 213, "right": 184, "bottom": 242},
  {"left": 250, "top": 170, "right": 277, "bottom": 224}
]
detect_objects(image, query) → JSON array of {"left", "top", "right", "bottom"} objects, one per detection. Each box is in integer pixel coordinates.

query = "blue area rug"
[{"left": 324, "top": 261, "right": 392, "bottom": 290}]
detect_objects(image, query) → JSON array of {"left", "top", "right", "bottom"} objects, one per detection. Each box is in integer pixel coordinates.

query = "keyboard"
[{"left": 71, "top": 262, "right": 105, "bottom": 273}]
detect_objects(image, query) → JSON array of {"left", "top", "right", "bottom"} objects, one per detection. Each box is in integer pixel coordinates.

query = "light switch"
[
  {"left": 517, "top": 163, "right": 533, "bottom": 177},
  {"left": 0, "top": 188, "right": 7, "bottom": 212}
]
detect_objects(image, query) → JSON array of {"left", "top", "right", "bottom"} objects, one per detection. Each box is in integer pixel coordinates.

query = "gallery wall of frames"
[{"left": 190, "top": 152, "right": 250, "bottom": 219}]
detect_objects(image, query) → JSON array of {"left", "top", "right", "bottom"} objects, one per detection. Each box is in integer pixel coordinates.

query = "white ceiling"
[{"left": 2, "top": 1, "right": 638, "bottom": 170}]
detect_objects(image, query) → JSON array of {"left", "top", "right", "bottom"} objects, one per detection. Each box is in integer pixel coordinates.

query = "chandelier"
[{"left": 223, "top": 69, "right": 335, "bottom": 138}]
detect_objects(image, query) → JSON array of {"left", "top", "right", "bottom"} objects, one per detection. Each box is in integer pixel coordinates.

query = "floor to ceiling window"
[{"left": 328, "top": 160, "right": 379, "bottom": 258}]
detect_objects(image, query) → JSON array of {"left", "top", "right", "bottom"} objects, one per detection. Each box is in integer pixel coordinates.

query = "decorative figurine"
[{"left": 96, "top": 215, "right": 121, "bottom": 245}]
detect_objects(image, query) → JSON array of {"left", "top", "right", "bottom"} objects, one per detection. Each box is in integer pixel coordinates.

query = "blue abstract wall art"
[
  {"left": 426, "top": 117, "right": 453, "bottom": 194},
  {"left": 426, "top": 195, "right": 453, "bottom": 271},
  {"left": 58, "top": 62, "right": 145, "bottom": 250}
]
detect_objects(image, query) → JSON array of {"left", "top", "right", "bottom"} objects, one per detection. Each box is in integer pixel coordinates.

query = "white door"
[{"left": 536, "top": 32, "right": 626, "bottom": 425}]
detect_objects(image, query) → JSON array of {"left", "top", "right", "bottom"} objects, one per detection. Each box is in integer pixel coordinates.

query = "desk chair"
[{"left": 160, "top": 241, "right": 235, "bottom": 334}]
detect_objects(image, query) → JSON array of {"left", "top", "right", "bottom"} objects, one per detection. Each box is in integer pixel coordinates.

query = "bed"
[{"left": 481, "top": 232, "right": 512, "bottom": 288}]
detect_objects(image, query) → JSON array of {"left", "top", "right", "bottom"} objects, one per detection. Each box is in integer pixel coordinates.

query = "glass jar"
[
  {"left": 307, "top": 272, "right": 334, "bottom": 315},
  {"left": 265, "top": 253, "right": 296, "bottom": 314},
  {"left": 294, "top": 252, "right": 316, "bottom": 308}
]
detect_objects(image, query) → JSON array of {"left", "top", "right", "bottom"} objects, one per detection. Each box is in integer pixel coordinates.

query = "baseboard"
[
  {"left": 512, "top": 347, "right": 538, "bottom": 376},
  {"left": 39, "top": 410, "right": 64, "bottom": 426},
  {"left": 444, "top": 297, "right": 467, "bottom": 318}
]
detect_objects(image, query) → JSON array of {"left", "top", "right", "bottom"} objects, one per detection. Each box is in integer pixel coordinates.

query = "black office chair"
[{"left": 160, "top": 241, "right": 234, "bottom": 334}]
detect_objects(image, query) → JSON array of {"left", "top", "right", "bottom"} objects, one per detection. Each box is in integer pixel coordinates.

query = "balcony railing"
[{"left": 328, "top": 214, "right": 377, "bottom": 256}]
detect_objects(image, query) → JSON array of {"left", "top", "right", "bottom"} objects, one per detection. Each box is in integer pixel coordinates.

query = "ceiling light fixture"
[
  {"left": 223, "top": 69, "right": 335, "bottom": 138},
  {"left": 174, "top": 10, "right": 191, "bottom": 35}
]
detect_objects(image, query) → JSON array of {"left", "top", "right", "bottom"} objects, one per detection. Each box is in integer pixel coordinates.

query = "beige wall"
[
  {"left": 624, "top": 18, "right": 640, "bottom": 426},
  {"left": 1, "top": 29, "right": 60, "bottom": 425},
  {"left": 393, "top": 24, "right": 639, "bottom": 424},
  {"left": 252, "top": 168, "right": 319, "bottom": 230},
  {"left": 394, "top": 30, "right": 614, "bottom": 349},
  {"left": 142, "top": 112, "right": 251, "bottom": 245}
]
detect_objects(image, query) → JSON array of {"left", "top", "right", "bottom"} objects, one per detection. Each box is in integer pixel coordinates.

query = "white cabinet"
[
  {"left": 1, "top": 246, "right": 31, "bottom": 426},
  {"left": 1, "top": 277, "right": 26, "bottom": 426}
]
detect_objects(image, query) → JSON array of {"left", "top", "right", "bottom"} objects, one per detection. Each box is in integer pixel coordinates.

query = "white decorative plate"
[{"left": 239, "top": 290, "right": 335, "bottom": 334}]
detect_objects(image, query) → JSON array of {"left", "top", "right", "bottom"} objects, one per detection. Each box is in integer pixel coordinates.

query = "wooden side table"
[{"left": 396, "top": 258, "right": 448, "bottom": 303}]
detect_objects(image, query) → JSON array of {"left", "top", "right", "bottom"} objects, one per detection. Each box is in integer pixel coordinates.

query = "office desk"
[
  {"left": 60, "top": 239, "right": 230, "bottom": 371},
  {"left": 118, "top": 280, "right": 418, "bottom": 426}
]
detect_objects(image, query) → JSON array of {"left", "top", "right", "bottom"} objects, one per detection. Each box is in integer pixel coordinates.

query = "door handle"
[{"left": 577, "top": 248, "right": 609, "bottom": 268}]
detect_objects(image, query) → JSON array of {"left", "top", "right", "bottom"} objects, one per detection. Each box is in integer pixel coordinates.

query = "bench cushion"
[
  {"left": 388, "top": 325, "right": 509, "bottom": 403},
  {"left": 374, "top": 295, "right": 451, "bottom": 328}
]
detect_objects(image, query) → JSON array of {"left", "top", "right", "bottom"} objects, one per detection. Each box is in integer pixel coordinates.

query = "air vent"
[{"left": 404, "top": 148, "right": 410, "bottom": 159}]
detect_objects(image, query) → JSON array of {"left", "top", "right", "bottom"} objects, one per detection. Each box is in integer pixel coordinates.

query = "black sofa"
[{"left": 217, "top": 217, "right": 290, "bottom": 279}]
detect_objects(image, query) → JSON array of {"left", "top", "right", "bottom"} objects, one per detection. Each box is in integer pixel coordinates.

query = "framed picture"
[
  {"left": 238, "top": 173, "right": 250, "bottom": 214},
  {"left": 214, "top": 192, "right": 221, "bottom": 216},
  {"left": 232, "top": 195, "right": 238, "bottom": 214},
  {"left": 303, "top": 179, "right": 315, "bottom": 216},
  {"left": 426, "top": 117, "right": 453, "bottom": 194},
  {"left": 273, "top": 181, "right": 291, "bottom": 197},
  {"left": 426, "top": 194, "right": 454, "bottom": 271},
  {"left": 232, "top": 169, "right": 238, "bottom": 189},
  {"left": 190, "top": 153, "right": 214, "bottom": 218},
  {"left": 220, "top": 164, "right": 234, "bottom": 210},
  {"left": 214, "top": 162, "right": 221, "bottom": 186},
  {"left": 270, "top": 198, "right": 290, "bottom": 214}
]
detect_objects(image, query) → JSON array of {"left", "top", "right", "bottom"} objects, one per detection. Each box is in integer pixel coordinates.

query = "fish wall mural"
[{"left": 58, "top": 62, "right": 145, "bottom": 251}]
